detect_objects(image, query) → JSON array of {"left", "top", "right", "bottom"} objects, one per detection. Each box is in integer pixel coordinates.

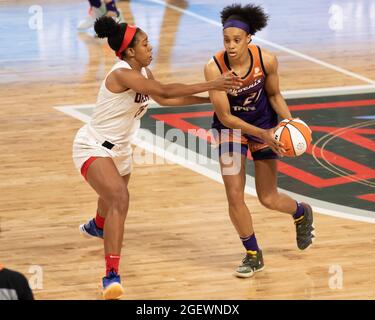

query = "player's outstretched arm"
[
  {"left": 109, "top": 67, "right": 242, "bottom": 100},
  {"left": 145, "top": 69, "right": 210, "bottom": 106}
]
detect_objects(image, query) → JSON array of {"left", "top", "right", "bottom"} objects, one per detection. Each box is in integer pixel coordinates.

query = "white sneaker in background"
[{"left": 77, "top": 3, "right": 106, "bottom": 30}]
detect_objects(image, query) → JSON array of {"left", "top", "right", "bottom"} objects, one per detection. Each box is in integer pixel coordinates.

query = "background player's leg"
[
  {"left": 77, "top": 0, "right": 106, "bottom": 30},
  {"left": 103, "top": 0, "right": 124, "bottom": 22},
  {"left": 103, "top": 0, "right": 118, "bottom": 17},
  {"left": 88, "top": 0, "right": 102, "bottom": 8}
]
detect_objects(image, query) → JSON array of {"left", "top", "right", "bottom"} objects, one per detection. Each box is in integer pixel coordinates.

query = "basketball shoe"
[
  {"left": 77, "top": 3, "right": 107, "bottom": 30},
  {"left": 295, "top": 203, "right": 315, "bottom": 250},
  {"left": 235, "top": 249, "right": 265, "bottom": 278},
  {"left": 79, "top": 218, "right": 103, "bottom": 239},
  {"left": 77, "top": 4, "right": 125, "bottom": 30},
  {"left": 103, "top": 270, "right": 124, "bottom": 300},
  {"left": 116, "top": 9, "right": 125, "bottom": 24}
]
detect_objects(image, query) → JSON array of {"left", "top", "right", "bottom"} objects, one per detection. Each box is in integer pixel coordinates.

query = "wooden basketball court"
[{"left": 1, "top": 0, "right": 375, "bottom": 299}]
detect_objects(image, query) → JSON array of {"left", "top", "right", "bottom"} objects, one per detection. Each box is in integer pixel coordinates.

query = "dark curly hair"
[
  {"left": 94, "top": 16, "right": 141, "bottom": 58},
  {"left": 221, "top": 3, "right": 269, "bottom": 35}
]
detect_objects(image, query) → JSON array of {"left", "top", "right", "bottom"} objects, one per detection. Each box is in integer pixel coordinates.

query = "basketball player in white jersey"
[{"left": 72, "top": 16, "right": 242, "bottom": 300}]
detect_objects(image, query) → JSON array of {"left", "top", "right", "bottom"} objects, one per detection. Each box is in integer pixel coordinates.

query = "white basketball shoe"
[{"left": 77, "top": 3, "right": 106, "bottom": 30}]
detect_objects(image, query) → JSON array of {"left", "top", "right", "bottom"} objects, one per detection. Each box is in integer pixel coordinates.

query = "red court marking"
[
  {"left": 278, "top": 145, "right": 375, "bottom": 188},
  {"left": 357, "top": 194, "right": 375, "bottom": 202},
  {"left": 310, "top": 126, "right": 375, "bottom": 152},
  {"left": 339, "top": 132, "right": 375, "bottom": 152},
  {"left": 150, "top": 99, "right": 375, "bottom": 188},
  {"left": 151, "top": 98, "right": 375, "bottom": 132},
  {"left": 152, "top": 113, "right": 212, "bottom": 141},
  {"left": 288, "top": 99, "right": 375, "bottom": 111}
]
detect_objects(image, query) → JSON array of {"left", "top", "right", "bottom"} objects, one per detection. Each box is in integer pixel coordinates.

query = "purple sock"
[
  {"left": 89, "top": 0, "right": 101, "bottom": 8},
  {"left": 105, "top": 0, "right": 119, "bottom": 15},
  {"left": 293, "top": 201, "right": 305, "bottom": 220},
  {"left": 240, "top": 234, "right": 259, "bottom": 252}
]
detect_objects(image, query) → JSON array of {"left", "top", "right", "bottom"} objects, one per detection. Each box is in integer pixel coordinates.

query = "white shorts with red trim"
[{"left": 72, "top": 125, "right": 133, "bottom": 177}]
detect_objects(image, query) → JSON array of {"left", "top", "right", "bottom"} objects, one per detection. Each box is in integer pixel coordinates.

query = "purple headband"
[{"left": 223, "top": 20, "right": 250, "bottom": 34}]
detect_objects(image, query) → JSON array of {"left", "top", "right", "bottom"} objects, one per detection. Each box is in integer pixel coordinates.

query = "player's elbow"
[
  {"left": 157, "top": 84, "right": 175, "bottom": 99},
  {"left": 218, "top": 114, "right": 234, "bottom": 128},
  {"left": 159, "top": 92, "right": 170, "bottom": 99},
  {"left": 267, "top": 91, "right": 282, "bottom": 101},
  {"left": 153, "top": 85, "right": 168, "bottom": 98}
]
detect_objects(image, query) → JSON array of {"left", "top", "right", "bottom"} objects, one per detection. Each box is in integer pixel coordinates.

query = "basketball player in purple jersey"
[{"left": 204, "top": 4, "right": 315, "bottom": 278}]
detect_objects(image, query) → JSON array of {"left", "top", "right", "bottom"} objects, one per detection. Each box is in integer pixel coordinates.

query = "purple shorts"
[{"left": 213, "top": 130, "right": 279, "bottom": 161}]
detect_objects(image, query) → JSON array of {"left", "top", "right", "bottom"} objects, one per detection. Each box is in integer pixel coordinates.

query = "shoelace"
[{"left": 296, "top": 222, "right": 314, "bottom": 238}]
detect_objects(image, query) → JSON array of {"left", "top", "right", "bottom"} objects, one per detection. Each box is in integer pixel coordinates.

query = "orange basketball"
[{"left": 274, "top": 118, "right": 312, "bottom": 157}]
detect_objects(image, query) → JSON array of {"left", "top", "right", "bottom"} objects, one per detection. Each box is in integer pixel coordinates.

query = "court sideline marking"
[
  {"left": 55, "top": 86, "right": 375, "bottom": 224},
  {"left": 145, "top": 0, "right": 375, "bottom": 85}
]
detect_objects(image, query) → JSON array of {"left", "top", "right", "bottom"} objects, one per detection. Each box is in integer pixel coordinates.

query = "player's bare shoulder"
[
  {"left": 205, "top": 57, "right": 216, "bottom": 68},
  {"left": 258, "top": 47, "right": 278, "bottom": 73},
  {"left": 204, "top": 58, "right": 221, "bottom": 79}
]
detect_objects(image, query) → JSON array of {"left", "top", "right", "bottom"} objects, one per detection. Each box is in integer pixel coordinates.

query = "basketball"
[{"left": 274, "top": 118, "right": 312, "bottom": 157}]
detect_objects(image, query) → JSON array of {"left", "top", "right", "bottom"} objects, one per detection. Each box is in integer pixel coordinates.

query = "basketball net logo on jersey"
[
  {"left": 134, "top": 93, "right": 150, "bottom": 119},
  {"left": 254, "top": 67, "right": 262, "bottom": 77}
]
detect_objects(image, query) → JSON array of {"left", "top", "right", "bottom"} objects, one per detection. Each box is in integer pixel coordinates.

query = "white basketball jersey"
[{"left": 89, "top": 60, "right": 150, "bottom": 146}]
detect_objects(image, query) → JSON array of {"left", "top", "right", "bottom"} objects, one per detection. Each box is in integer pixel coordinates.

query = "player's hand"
[
  {"left": 260, "top": 128, "right": 286, "bottom": 156},
  {"left": 211, "top": 72, "right": 243, "bottom": 91}
]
